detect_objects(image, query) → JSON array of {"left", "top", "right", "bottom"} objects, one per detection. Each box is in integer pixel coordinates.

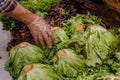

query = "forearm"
[
  {"left": 1, "top": 0, "right": 56, "bottom": 47},
  {"left": 5, "top": 3, "right": 36, "bottom": 25}
]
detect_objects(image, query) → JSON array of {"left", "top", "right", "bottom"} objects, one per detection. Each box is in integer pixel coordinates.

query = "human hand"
[{"left": 28, "top": 16, "right": 56, "bottom": 48}]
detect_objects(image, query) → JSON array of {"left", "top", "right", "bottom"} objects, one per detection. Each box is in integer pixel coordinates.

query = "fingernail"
[{"left": 49, "top": 46, "right": 52, "bottom": 49}]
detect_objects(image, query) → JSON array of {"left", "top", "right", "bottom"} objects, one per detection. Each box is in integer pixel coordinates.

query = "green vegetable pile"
[
  {"left": 5, "top": 42, "right": 44, "bottom": 79},
  {"left": 5, "top": 13, "right": 120, "bottom": 80}
]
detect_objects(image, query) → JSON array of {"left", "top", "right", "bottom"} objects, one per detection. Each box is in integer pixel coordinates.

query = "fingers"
[
  {"left": 28, "top": 16, "right": 56, "bottom": 48},
  {"left": 47, "top": 29, "right": 56, "bottom": 43},
  {"left": 47, "top": 25, "right": 56, "bottom": 42},
  {"left": 33, "top": 30, "right": 55, "bottom": 49},
  {"left": 38, "top": 32, "right": 45, "bottom": 48},
  {"left": 47, "top": 25, "right": 51, "bottom": 29},
  {"left": 33, "top": 34, "right": 39, "bottom": 45},
  {"left": 42, "top": 31, "right": 52, "bottom": 48}
]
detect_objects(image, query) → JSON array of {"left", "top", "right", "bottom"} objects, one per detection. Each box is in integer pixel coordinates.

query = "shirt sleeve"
[{"left": 0, "top": 0, "right": 17, "bottom": 13}]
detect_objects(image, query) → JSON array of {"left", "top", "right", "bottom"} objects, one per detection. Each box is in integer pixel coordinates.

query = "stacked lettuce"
[
  {"left": 5, "top": 42, "right": 44, "bottom": 79},
  {"left": 5, "top": 14, "right": 120, "bottom": 80}
]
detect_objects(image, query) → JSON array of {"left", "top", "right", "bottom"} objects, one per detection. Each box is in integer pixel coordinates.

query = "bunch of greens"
[
  {"left": 5, "top": 42, "right": 44, "bottom": 79},
  {"left": 62, "top": 13, "right": 101, "bottom": 38},
  {"left": 52, "top": 49, "right": 85, "bottom": 78},
  {"left": 0, "top": 0, "right": 61, "bottom": 30},
  {"left": 61, "top": 14, "right": 101, "bottom": 54},
  {"left": 0, "top": 14, "right": 24, "bottom": 30},
  {"left": 81, "top": 25, "right": 118, "bottom": 67},
  {"left": 18, "top": 64, "right": 62, "bottom": 80},
  {"left": 67, "top": 32, "right": 84, "bottom": 54},
  {"left": 19, "top": 0, "right": 61, "bottom": 17},
  {"left": 66, "top": 24, "right": 85, "bottom": 54}
]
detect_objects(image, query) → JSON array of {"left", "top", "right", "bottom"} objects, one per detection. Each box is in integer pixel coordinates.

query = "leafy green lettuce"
[
  {"left": 81, "top": 25, "right": 118, "bottom": 67},
  {"left": 62, "top": 13, "right": 101, "bottom": 38},
  {"left": 18, "top": 64, "right": 62, "bottom": 80},
  {"left": 5, "top": 42, "right": 44, "bottom": 79},
  {"left": 52, "top": 49, "right": 85, "bottom": 78},
  {"left": 19, "top": 0, "right": 61, "bottom": 17}
]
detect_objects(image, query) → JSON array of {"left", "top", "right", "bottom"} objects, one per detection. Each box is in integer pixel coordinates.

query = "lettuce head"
[
  {"left": 52, "top": 49, "right": 85, "bottom": 78},
  {"left": 18, "top": 64, "right": 62, "bottom": 80}
]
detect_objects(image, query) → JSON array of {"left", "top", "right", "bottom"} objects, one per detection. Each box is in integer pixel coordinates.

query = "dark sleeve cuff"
[{"left": 0, "top": 0, "right": 17, "bottom": 13}]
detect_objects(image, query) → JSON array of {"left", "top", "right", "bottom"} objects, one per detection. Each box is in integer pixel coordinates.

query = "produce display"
[
  {"left": 1, "top": 0, "right": 120, "bottom": 80},
  {"left": 4, "top": 17, "right": 120, "bottom": 79}
]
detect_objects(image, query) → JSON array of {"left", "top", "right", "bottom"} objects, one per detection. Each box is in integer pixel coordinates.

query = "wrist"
[
  {"left": 6, "top": 3, "right": 36, "bottom": 25},
  {"left": 28, "top": 16, "right": 45, "bottom": 28}
]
